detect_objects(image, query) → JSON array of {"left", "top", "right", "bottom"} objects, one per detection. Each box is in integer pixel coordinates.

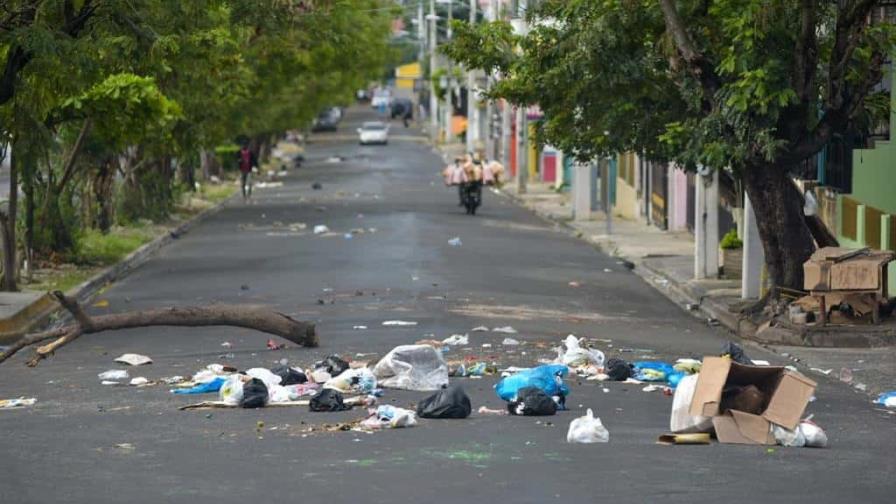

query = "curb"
[{"left": 0, "top": 193, "right": 234, "bottom": 344}]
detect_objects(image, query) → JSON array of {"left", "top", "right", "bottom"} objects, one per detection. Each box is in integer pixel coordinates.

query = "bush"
[{"left": 720, "top": 229, "right": 743, "bottom": 250}]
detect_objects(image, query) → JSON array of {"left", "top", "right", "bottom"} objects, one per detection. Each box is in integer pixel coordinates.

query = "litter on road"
[
  {"left": 492, "top": 326, "right": 517, "bottom": 334},
  {"left": 566, "top": 408, "right": 609, "bottom": 443},
  {"left": 448, "top": 237, "right": 462, "bottom": 246},
  {"left": 114, "top": 353, "right": 153, "bottom": 366},
  {"left": 417, "top": 385, "right": 472, "bottom": 419},
  {"left": 502, "top": 338, "right": 520, "bottom": 346},
  {"left": 0, "top": 397, "right": 37, "bottom": 409},
  {"left": 98, "top": 370, "right": 129, "bottom": 381},
  {"left": 874, "top": 391, "right": 896, "bottom": 407},
  {"left": 313, "top": 225, "right": 330, "bottom": 234},
  {"left": 442, "top": 334, "right": 469, "bottom": 346},
  {"left": 382, "top": 320, "right": 418, "bottom": 326},
  {"left": 373, "top": 344, "right": 449, "bottom": 391}
]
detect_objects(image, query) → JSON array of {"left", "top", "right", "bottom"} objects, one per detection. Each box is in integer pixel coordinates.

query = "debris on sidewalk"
[
  {"left": 417, "top": 385, "right": 472, "bottom": 419},
  {"left": 373, "top": 344, "right": 449, "bottom": 391},
  {"left": 114, "top": 353, "right": 153, "bottom": 366},
  {"left": 382, "top": 320, "right": 417, "bottom": 327},
  {"left": 0, "top": 397, "right": 37, "bottom": 409},
  {"left": 566, "top": 408, "right": 609, "bottom": 443}
]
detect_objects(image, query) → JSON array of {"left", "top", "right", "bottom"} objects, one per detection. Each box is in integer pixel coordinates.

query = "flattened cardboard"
[
  {"left": 712, "top": 411, "right": 775, "bottom": 445},
  {"left": 804, "top": 247, "right": 895, "bottom": 291},
  {"left": 690, "top": 357, "right": 817, "bottom": 444}
]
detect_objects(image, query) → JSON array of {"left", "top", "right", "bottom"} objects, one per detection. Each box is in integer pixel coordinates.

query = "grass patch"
[
  {"left": 27, "top": 267, "right": 98, "bottom": 293},
  {"left": 200, "top": 182, "right": 237, "bottom": 204},
  {"left": 76, "top": 226, "right": 157, "bottom": 265}
]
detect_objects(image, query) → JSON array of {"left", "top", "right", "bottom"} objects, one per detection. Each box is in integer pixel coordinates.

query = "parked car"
[
  {"left": 311, "top": 108, "right": 340, "bottom": 132},
  {"left": 358, "top": 121, "right": 389, "bottom": 145}
]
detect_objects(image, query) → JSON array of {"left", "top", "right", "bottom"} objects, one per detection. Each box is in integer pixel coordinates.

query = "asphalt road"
[{"left": 1, "top": 107, "right": 894, "bottom": 503}]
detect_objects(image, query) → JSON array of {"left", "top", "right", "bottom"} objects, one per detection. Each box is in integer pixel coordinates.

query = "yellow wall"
[
  {"left": 613, "top": 152, "right": 638, "bottom": 219},
  {"left": 528, "top": 123, "right": 538, "bottom": 179}
]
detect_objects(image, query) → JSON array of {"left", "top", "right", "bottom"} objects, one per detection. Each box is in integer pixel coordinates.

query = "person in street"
[
  {"left": 402, "top": 105, "right": 413, "bottom": 128},
  {"left": 462, "top": 153, "right": 484, "bottom": 215},
  {"left": 442, "top": 157, "right": 467, "bottom": 207},
  {"left": 236, "top": 144, "right": 258, "bottom": 200}
]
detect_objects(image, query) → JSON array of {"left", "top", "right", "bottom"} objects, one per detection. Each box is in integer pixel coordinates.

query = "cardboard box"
[
  {"left": 689, "top": 357, "right": 817, "bottom": 445},
  {"left": 803, "top": 247, "right": 894, "bottom": 291}
]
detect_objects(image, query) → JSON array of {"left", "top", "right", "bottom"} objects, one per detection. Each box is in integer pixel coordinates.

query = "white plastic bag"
[
  {"left": 245, "top": 368, "right": 283, "bottom": 390},
  {"left": 373, "top": 344, "right": 449, "bottom": 391},
  {"left": 442, "top": 334, "right": 469, "bottom": 346},
  {"left": 558, "top": 335, "right": 605, "bottom": 368},
  {"left": 98, "top": 370, "right": 129, "bottom": 381},
  {"left": 669, "top": 374, "right": 714, "bottom": 433},
  {"left": 219, "top": 375, "right": 245, "bottom": 405},
  {"left": 566, "top": 408, "right": 609, "bottom": 443},
  {"left": 799, "top": 421, "right": 828, "bottom": 448},
  {"left": 773, "top": 420, "right": 828, "bottom": 448}
]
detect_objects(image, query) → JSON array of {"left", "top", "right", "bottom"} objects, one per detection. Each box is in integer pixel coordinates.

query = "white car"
[{"left": 358, "top": 121, "right": 389, "bottom": 145}]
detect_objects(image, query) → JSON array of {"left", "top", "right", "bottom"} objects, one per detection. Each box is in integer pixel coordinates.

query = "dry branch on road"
[{"left": 0, "top": 291, "right": 318, "bottom": 366}]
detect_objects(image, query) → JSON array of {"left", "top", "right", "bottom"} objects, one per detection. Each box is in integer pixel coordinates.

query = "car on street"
[
  {"left": 357, "top": 121, "right": 389, "bottom": 145},
  {"left": 311, "top": 107, "right": 341, "bottom": 132}
]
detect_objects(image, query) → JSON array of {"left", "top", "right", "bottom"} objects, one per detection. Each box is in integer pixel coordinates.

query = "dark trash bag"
[
  {"left": 240, "top": 378, "right": 269, "bottom": 409},
  {"left": 271, "top": 365, "right": 307, "bottom": 385},
  {"left": 605, "top": 358, "right": 633, "bottom": 381},
  {"left": 720, "top": 341, "right": 751, "bottom": 365},
  {"left": 417, "top": 385, "right": 472, "bottom": 419},
  {"left": 507, "top": 386, "right": 557, "bottom": 416},
  {"left": 316, "top": 355, "right": 350, "bottom": 376},
  {"left": 309, "top": 388, "right": 353, "bottom": 412}
]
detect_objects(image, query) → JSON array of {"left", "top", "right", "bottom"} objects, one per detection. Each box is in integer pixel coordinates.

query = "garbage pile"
[{"left": 105, "top": 333, "right": 829, "bottom": 447}]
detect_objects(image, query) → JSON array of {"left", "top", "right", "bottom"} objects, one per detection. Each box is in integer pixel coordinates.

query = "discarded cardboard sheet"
[
  {"left": 804, "top": 247, "right": 894, "bottom": 291},
  {"left": 690, "top": 357, "right": 817, "bottom": 445}
]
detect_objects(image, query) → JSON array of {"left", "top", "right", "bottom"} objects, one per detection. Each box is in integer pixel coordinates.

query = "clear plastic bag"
[
  {"left": 219, "top": 375, "right": 245, "bottom": 405},
  {"left": 323, "top": 367, "right": 377, "bottom": 394},
  {"left": 373, "top": 345, "right": 449, "bottom": 391},
  {"left": 558, "top": 335, "right": 605, "bottom": 367},
  {"left": 566, "top": 408, "right": 609, "bottom": 443},
  {"left": 669, "top": 373, "right": 714, "bottom": 433}
]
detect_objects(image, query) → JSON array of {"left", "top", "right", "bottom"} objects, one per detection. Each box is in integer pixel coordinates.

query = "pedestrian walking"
[
  {"left": 462, "top": 153, "right": 484, "bottom": 215},
  {"left": 442, "top": 157, "right": 468, "bottom": 207},
  {"left": 236, "top": 144, "right": 258, "bottom": 200}
]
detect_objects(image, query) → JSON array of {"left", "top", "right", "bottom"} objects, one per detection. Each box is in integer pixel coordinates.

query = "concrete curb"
[{"left": 0, "top": 194, "right": 234, "bottom": 344}]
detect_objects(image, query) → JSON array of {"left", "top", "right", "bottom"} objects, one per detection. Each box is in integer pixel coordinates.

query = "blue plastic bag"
[
  {"left": 666, "top": 370, "right": 687, "bottom": 388},
  {"left": 171, "top": 377, "right": 226, "bottom": 394},
  {"left": 633, "top": 361, "right": 674, "bottom": 382},
  {"left": 495, "top": 364, "right": 569, "bottom": 401},
  {"left": 874, "top": 390, "right": 896, "bottom": 407}
]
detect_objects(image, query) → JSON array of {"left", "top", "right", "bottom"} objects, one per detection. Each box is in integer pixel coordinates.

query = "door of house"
[{"left": 650, "top": 162, "right": 669, "bottom": 230}]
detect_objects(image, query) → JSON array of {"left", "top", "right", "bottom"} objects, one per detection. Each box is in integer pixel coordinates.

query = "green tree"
[{"left": 445, "top": 1, "right": 896, "bottom": 293}]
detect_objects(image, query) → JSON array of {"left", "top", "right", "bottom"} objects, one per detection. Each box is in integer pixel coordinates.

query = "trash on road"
[
  {"left": 496, "top": 364, "right": 569, "bottom": 403},
  {"left": 471, "top": 326, "right": 489, "bottom": 332},
  {"left": 240, "top": 378, "right": 269, "bottom": 408},
  {"left": 605, "top": 358, "right": 633, "bottom": 381},
  {"left": 0, "top": 397, "right": 36, "bottom": 409},
  {"left": 254, "top": 181, "right": 283, "bottom": 189},
  {"left": 657, "top": 433, "right": 711, "bottom": 445},
  {"left": 720, "top": 341, "right": 751, "bottom": 365},
  {"left": 315, "top": 355, "right": 350, "bottom": 376},
  {"left": 98, "top": 370, "right": 129, "bottom": 381},
  {"left": 361, "top": 405, "right": 418, "bottom": 429},
  {"left": 353, "top": 325, "right": 368, "bottom": 330},
  {"left": 324, "top": 367, "right": 377, "bottom": 394},
  {"left": 632, "top": 361, "right": 674, "bottom": 382},
  {"left": 310, "top": 388, "right": 353, "bottom": 412},
  {"left": 508, "top": 387, "right": 557, "bottom": 416},
  {"left": 557, "top": 335, "right": 605, "bottom": 368},
  {"left": 442, "top": 334, "right": 469, "bottom": 346},
  {"left": 417, "top": 385, "right": 472, "bottom": 419},
  {"left": 448, "top": 237, "right": 462, "bottom": 246},
  {"left": 172, "top": 377, "right": 227, "bottom": 395},
  {"left": 129, "top": 377, "right": 149, "bottom": 386},
  {"left": 313, "top": 225, "right": 330, "bottom": 234},
  {"left": 373, "top": 344, "right": 449, "bottom": 391},
  {"left": 566, "top": 408, "right": 609, "bottom": 443},
  {"left": 114, "top": 353, "right": 153, "bottom": 366},
  {"left": 492, "top": 326, "right": 517, "bottom": 334},
  {"left": 669, "top": 374, "right": 713, "bottom": 434},
  {"left": 271, "top": 365, "right": 307, "bottom": 385},
  {"left": 502, "top": 337, "right": 520, "bottom": 346},
  {"left": 382, "top": 320, "right": 418, "bottom": 327},
  {"left": 874, "top": 391, "right": 896, "bottom": 407},
  {"left": 266, "top": 338, "right": 284, "bottom": 350},
  {"left": 772, "top": 419, "right": 829, "bottom": 448},
  {"left": 690, "top": 357, "right": 816, "bottom": 444},
  {"left": 477, "top": 406, "right": 507, "bottom": 416},
  {"left": 673, "top": 358, "right": 702, "bottom": 374}
]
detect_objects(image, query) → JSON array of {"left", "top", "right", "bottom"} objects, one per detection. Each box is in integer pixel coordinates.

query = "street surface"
[{"left": 0, "top": 107, "right": 894, "bottom": 503}]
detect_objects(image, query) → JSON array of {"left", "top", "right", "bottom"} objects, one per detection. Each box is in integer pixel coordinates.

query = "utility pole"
[
  {"left": 444, "top": 1, "right": 454, "bottom": 144},
  {"left": 417, "top": 1, "right": 424, "bottom": 63},
  {"left": 429, "top": 0, "right": 438, "bottom": 143},
  {"left": 465, "top": 0, "right": 477, "bottom": 155}
]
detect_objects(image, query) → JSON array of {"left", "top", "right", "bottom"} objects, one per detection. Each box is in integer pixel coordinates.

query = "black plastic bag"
[
  {"left": 507, "top": 386, "right": 557, "bottom": 416},
  {"left": 605, "top": 358, "right": 633, "bottom": 381},
  {"left": 309, "top": 388, "right": 353, "bottom": 412},
  {"left": 720, "top": 341, "right": 751, "bottom": 365},
  {"left": 240, "top": 378, "right": 269, "bottom": 409},
  {"left": 417, "top": 385, "right": 472, "bottom": 419},
  {"left": 315, "top": 355, "right": 350, "bottom": 376},
  {"left": 271, "top": 365, "right": 307, "bottom": 385}
]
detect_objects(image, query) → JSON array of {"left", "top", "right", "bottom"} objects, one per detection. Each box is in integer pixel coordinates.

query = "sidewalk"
[{"left": 497, "top": 180, "right": 896, "bottom": 398}]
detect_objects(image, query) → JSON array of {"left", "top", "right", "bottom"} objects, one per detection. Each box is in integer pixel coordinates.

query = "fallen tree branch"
[{"left": 0, "top": 293, "right": 318, "bottom": 366}]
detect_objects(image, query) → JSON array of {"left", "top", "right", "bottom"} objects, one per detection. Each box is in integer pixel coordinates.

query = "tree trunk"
[
  {"left": 742, "top": 164, "right": 815, "bottom": 293},
  {"left": 1, "top": 141, "right": 18, "bottom": 291},
  {"left": 0, "top": 292, "right": 318, "bottom": 366},
  {"left": 93, "top": 158, "right": 114, "bottom": 233}
]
